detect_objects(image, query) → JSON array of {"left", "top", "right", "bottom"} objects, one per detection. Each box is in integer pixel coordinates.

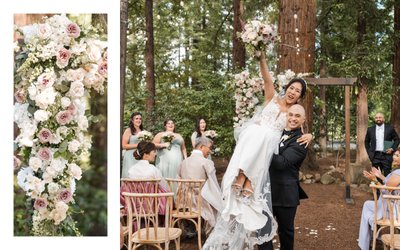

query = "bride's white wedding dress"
[{"left": 203, "top": 94, "right": 286, "bottom": 249}]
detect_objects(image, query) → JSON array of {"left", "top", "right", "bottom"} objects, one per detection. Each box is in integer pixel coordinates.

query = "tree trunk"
[
  {"left": 319, "top": 62, "right": 327, "bottom": 158},
  {"left": 232, "top": 0, "right": 245, "bottom": 70},
  {"left": 391, "top": 3, "right": 400, "bottom": 134},
  {"left": 278, "top": 0, "right": 317, "bottom": 170},
  {"left": 120, "top": 0, "right": 128, "bottom": 175},
  {"left": 356, "top": 2, "right": 370, "bottom": 164},
  {"left": 145, "top": 0, "right": 155, "bottom": 127}
]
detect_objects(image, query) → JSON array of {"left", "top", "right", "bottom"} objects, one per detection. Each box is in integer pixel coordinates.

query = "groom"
[{"left": 259, "top": 104, "right": 309, "bottom": 250}]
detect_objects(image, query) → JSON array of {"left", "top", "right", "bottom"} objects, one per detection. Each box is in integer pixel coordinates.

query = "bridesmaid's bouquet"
[
  {"left": 161, "top": 132, "right": 175, "bottom": 150},
  {"left": 137, "top": 130, "right": 153, "bottom": 142},
  {"left": 239, "top": 19, "right": 278, "bottom": 57},
  {"left": 204, "top": 130, "right": 218, "bottom": 139}
]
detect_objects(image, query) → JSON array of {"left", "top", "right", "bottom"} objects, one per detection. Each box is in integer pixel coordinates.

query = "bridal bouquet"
[
  {"left": 14, "top": 14, "right": 107, "bottom": 236},
  {"left": 204, "top": 130, "right": 218, "bottom": 139},
  {"left": 239, "top": 19, "right": 278, "bottom": 57},
  {"left": 161, "top": 132, "right": 175, "bottom": 150},
  {"left": 233, "top": 70, "right": 263, "bottom": 128},
  {"left": 137, "top": 130, "right": 153, "bottom": 142}
]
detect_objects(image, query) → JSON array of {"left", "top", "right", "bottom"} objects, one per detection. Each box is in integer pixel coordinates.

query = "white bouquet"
[
  {"left": 137, "top": 130, "right": 153, "bottom": 142},
  {"left": 204, "top": 130, "right": 218, "bottom": 139},
  {"left": 239, "top": 19, "right": 278, "bottom": 57},
  {"left": 161, "top": 132, "right": 175, "bottom": 150}
]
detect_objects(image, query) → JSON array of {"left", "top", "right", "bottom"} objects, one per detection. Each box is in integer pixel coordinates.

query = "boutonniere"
[{"left": 280, "top": 134, "right": 293, "bottom": 147}]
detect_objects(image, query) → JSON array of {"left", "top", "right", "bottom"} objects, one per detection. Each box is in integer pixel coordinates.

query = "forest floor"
[{"left": 130, "top": 154, "right": 379, "bottom": 250}]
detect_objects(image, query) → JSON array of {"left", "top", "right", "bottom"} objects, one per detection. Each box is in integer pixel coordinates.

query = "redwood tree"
[
  {"left": 233, "top": 0, "right": 245, "bottom": 70},
  {"left": 278, "top": 0, "right": 317, "bottom": 169},
  {"left": 145, "top": 0, "right": 155, "bottom": 127}
]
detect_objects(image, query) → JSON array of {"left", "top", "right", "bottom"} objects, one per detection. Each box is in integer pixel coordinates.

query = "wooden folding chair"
[
  {"left": 122, "top": 192, "right": 182, "bottom": 250},
  {"left": 165, "top": 178, "right": 205, "bottom": 250},
  {"left": 120, "top": 178, "right": 163, "bottom": 248},
  {"left": 370, "top": 184, "right": 400, "bottom": 250},
  {"left": 381, "top": 194, "right": 400, "bottom": 249}
]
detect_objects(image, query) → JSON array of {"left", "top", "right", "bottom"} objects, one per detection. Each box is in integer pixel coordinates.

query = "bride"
[{"left": 203, "top": 52, "right": 310, "bottom": 249}]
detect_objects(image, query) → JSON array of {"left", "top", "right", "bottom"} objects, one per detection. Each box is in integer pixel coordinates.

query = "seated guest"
[
  {"left": 177, "top": 137, "right": 223, "bottom": 234},
  {"left": 358, "top": 148, "right": 400, "bottom": 250}
]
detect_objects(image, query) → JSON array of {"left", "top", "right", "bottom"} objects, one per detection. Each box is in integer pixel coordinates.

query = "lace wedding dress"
[{"left": 203, "top": 95, "right": 286, "bottom": 249}]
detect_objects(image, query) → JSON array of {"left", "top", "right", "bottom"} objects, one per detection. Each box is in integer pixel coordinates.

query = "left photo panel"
[{"left": 13, "top": 13, "right": 107, "bottom": 236}]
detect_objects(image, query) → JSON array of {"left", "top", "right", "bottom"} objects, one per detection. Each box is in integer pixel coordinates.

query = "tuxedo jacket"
[
  {"left": 364, "top": 124, "right": 399, "bottom": 161},
  {"left": 269, "top": 127, "right": 308, "bottom": 207}
]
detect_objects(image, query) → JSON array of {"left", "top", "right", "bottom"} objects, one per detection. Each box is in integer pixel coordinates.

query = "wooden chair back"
[
  {"left": 122, "top": 192, "right": 181, "bottom": 250},
  {"left": 381, "top": 194, "right": 400, "bottom": 250},
  {"left": 370, "top": 184, "right": 400, "bottom": 250},
  {"left": 165, "top": 178, "right": 205, "bottom": 250}
]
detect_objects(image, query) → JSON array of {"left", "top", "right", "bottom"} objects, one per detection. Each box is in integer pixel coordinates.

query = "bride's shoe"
[
  {"left": 240, "top": 188, "right": 254, "bottom": 205},
  {"left": 231, "top": 183, "right": 243, "bottom": 196}
]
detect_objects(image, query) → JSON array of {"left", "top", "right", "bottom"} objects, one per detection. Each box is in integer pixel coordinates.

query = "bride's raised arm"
[{"left": 259, "top": 52, "right": 275, "bottom": 104}]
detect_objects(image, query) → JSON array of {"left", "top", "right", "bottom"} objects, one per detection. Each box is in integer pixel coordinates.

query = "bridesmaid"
[
  {"left": 121, "top": 112, "right": 143, "bottom": 178},
  {"left": 191, "top": 117, "right": 212, "bottom": 160},
  {"left": 153, "top": 119, "right": 187, "bottom": 179}
]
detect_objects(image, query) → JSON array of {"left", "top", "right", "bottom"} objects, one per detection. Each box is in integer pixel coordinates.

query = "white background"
[{"left": 0, "top": 0, "right": 120, "bottom": 249}]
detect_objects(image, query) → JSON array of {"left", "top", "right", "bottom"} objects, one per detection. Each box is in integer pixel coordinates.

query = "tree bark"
[
  {"left": 356, "top": 1, "right": 370, "bottom": 165},
  {"left": 391, "top": 3, "right": 400, "bottom": 134},
  {"left": 319, "top": 62, "right": 327, "bottom": 157},
  {"left": 232, "top": 0, "right": 245, "bottom": 70},
  {"left": 120, "top": 0, "right": 128, "bottom": 174},
  {"left": 278, "top": 0, "right": 317, "bottom": 170},
  {"left": 145, "top": 0, "right": 155, "bottom": 127}
]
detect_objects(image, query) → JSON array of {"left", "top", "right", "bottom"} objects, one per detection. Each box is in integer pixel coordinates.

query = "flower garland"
[
  {"left": 14, "top": 14, "right": 107, "bottom": 236},
  {"left": 271, "top": 69, "right": 310, "bottom": 94}
]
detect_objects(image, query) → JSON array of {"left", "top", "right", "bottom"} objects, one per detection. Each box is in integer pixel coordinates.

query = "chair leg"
[
  {"left": 372, "top": 226, "right": 377, "bottom": 250},
  {"left": 197, "top": 217, "right": 202, "bottom": 250},
  {"left": 175, "top": 236, "right": 181, "bottom": 250}
]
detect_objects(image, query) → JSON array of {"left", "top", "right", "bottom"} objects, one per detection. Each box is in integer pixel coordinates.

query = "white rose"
[
  {"left": 77, "top": 116, "right": 89, "bottom": 130},
  {"left": 67, "top": 81, "right": 85, "bottom": 98},
  {"left": 17, "top": 167, "right": 34, "bottom": 191},
  {"left": 35, "top": 87, "right": 57, "bottom": 110},
  {"left": 47, "top": 182, "right": 60, "bottom": 195},
  {"left": 28, "top": 85, "right": 38, "bottom": 99},
  {"left": 68, "top": 163, "right": 82, "bottom": 180},
  {"left": 87, "top": 44, "right": 102, "bottom": 62},
  {"left": 50, "top": 201, "right": 68, "bottom": 225},
  {"left": 60, "top": 97, "right": 71, "bottom": 109},
  {"left": 49, "top": 158, "right": 67, "bottom": 174},
  {"left": 29, "top": 157, "right": 42, "bottom": 172},
  {"left": 34, "top": 110, "right": 50, "bottom": 122},
  {"left": 68, "top": 139, "right": 81, "bottom": 153},
  {"left": 42, "top": 172, "right": 53, "bottom": 183},
  {"left": 66, "top": 68, "right": 86, "bottom": 82}
]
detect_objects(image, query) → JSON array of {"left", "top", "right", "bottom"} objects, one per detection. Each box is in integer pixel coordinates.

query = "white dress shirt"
[{"left": 375, "top": 125, "right": 385, "bottom": 151}]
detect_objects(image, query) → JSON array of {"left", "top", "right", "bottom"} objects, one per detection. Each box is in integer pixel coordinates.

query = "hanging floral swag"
[{"left": 13, "top": 14, "right": 107, "bottom": 236}]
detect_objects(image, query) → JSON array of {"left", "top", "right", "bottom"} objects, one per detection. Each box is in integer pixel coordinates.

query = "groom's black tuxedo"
[{"left": 259, "top": 127, "right": 308, "bottom": 250}]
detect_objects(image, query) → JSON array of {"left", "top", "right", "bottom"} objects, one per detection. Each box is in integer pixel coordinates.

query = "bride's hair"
[
  {"left": 285, "top": 78, "right": 307, "bottom": 98},
  {"left": 134, "top": 141, "right": 156, "bottom": 160}
]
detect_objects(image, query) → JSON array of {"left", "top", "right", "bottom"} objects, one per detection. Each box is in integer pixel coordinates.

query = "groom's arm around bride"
[{"left": 259, "top": 104, "right": 309, "bottom": 250}]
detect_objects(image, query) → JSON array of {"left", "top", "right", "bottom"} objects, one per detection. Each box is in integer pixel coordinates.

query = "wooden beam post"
[{"left": 345, "top": 84, "right": 354, "bottom": 204}]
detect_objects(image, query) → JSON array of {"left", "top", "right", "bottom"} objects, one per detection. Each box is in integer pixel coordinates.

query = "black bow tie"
[{"left": 282, "top": 130, "right": 292, "bottom": 136}]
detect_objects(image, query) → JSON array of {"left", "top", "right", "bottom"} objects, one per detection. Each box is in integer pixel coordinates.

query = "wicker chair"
[
  {"left": 370, "top": 184, "right": 400, "bottom": 250},
  {"left": 122, "top": 192, "right": 182, "bottom": 250},
  {"left": 165, "top": 178, "right": 205, "bottom": 250},
  {"left": 381, "top": 194, "right": 400, "bottom": 250}
]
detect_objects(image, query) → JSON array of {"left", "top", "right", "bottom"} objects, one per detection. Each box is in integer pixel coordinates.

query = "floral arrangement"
[
  {"left": 238, "top": 19, "right": 278, "bottom": 57},
  {"left": 271, "top": 69, "right": 310, "bottom": 94},
  {"left": 233, "top": 70, "right": 264, "bottom": 128},
  {"left": 14, "top": 14, "right": 107, "bottom": 236},
  {"left": 204, "top": 130, "right": 218, "bottom": 139},
  {"left": 161, "top": 132, "right": 175, "bottom": 150},
  {"left": 137, "top": 130, "right": 153, "bottom": 142}
]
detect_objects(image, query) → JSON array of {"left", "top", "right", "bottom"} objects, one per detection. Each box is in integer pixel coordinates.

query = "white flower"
[
  {"left": 68, "top": 163, "right": 82, "bottom": 180},
  {"left": 35, "top": 87, "right": 57, "bottom": 110},
  {"left": 36, "top": 23, "right": 52, "bottom": 39},
  {"left": 17, "top": 167, "right": 34, "bottom": 191},
  {"left": 34, "top": 110, "right": 50, "bottom": 122},
  {"left": 87, "top": 43, "right": 102, "bottom": 62},
  {"left": 68, "top": 139, "right": 81, "bottom": 153},
  {"left": 77, "top": 116, "right": 89, "bottom": 131},
  {"left": 36, "top": 71, "right": 56, "bottom": 89},
  {"left": 49, "top": 158, "right": 67, "bottom": 176},
  {"left": 60, "top": 97, "right": 71, "bottom": 109},
  {"left": 67, "top": 81, "right": 85, "bottom": 98},
  {"left": 29, "top": 157, "right": 43, "bottom": 172},
  {"left": 50, "top": 201, "right": 69, "bottom": 225},
  {"left": 47, "top": 182, "right": 60, "bottom": 195}
]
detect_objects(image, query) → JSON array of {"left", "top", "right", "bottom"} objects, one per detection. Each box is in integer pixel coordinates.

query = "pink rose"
[
  {"left": 14, "top": 89, "right": 27, "bottom": 103},
  {"left": 66, "top": 23, "right": 81, "bottom": 38},
  {"left": 98, "top": 61, "right": 107, "bottom": 77},
  {"left": 58, "top": 189, "right": 72, "bottom": 203},
  {"left": 37, "top": 72, "right": 55, "bottom": 88},
  {"left": 56, "top": 110, "right": 73, "bottom": 125},
  {"left": 34, "top": 198, "right": 48, "bottom": 210},
  {"left": 37, "top": 147, "right": 52, "bottom": 161},
  {"left": 14, "top": 156, "right": 21, "bottom": 169},
  {"left": 38, "top": 128, "right": 52, "bottom": 143},
  {"left": 56, "top": 48, "right": 71, "bottom": 69},
  {"left": 66, "top": 103, "right": 77, "bottom": 116}
]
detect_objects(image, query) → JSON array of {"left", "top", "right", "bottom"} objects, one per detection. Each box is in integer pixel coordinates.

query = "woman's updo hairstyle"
[
  {"left": 133, "top": 141, "right": 156, "bottom": 160},
  {"left": 285, "top": 78, "right": 307, "bottom": 98}
]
